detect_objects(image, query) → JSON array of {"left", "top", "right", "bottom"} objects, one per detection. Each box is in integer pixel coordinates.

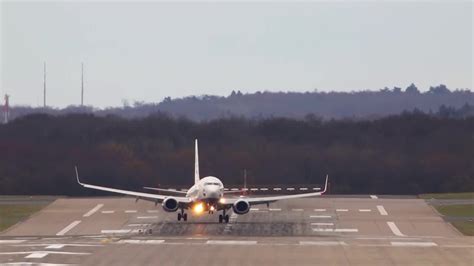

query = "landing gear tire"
[
  {"left": 219, "top": 214, "right": 223, "bottom": 223},
  {"left": 225, "top": 215, "right": 229, "bottom": 223},
  {"left": 183, "top": 213, "right": 188, "bottom": 221},
  {"left": 178, "top": 213, "right": 182, "bottom": 221}
]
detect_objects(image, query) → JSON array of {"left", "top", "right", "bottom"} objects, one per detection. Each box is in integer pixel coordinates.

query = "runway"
[{"left": 1, "top": 196, "right": 473, "bottom": 265}]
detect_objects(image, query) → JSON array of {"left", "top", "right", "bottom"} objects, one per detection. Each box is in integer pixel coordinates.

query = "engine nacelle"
[
  {"left": 162, "top": 197, "right": 179, "bottom": 212},
  {"left": 232, "top": 199, "right": 250, "bottom": 214}
]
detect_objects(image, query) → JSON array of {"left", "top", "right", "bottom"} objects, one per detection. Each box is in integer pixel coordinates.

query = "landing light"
[
  {"left": 219, "top": 198, "right": 226, "bottom": 204},
  {"left": 193, "top": 203, "right": 204, "bottom": 214},
  {"left": 210, "top": 206, "right": 215, "bottom": 211}
]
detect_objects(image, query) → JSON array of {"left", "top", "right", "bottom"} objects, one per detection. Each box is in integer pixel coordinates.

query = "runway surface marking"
[
  {"left": 370, "top": 195, "right": 378, "bottom": 199},
  {"left": 314, "top": 209, "right": 326, "bottom": 212},
  {"left": 292, "top": 208, "right": 304, "bottom": 211},
  {"left": 146, "top": 210, "right": 159, "bottom": 213},
  {"left": 336, "top": 209, "right": 348, "bottom": 212},
  {"left": 137, "top": 216, "right": 158, "bottom": 219},
  {"left": 101, "top": 210, "right": 114, "bottom": 214},
  {"left": 376, "top": 205, "right": 388, "bottom": 216},
  {"left": 250, "top": 208, "right": 259, "bottom": 211},
  {"left": 387, "top": 221, "right": 406, "bottom": 237},
  {"left": 313, "top": 228, "right": 359, "bottom": 232},
  {"left": 250, "top": 188, "right": 258, "bottom": 191},
  {"left": 0, "top": 251, "right": 90, "bottom": 258},
  {"left": 299, "top": 241, "right": 347, "bottom": 246},
  {"left": 310, "top": 215, "right": 332, "bottom": 218},
  {"left": 25, "top": 252, "right": 48, "bottom": 259},
  {"left": 273, "top": 188, "right": 281, "bottom": 191},
  {"left": 124, "top": 210, "right": 137, "bottom": 213},
  {"left": 2, "top": 263, "right": 75, "bottom": 266},
  {"left": 206, "top": 240, "right": 257, "bottom": 245},
  {"left": 287, "top": 188, "right": 295, "bottom": 191},
  {"left": 0, "top": 240, "right": 26, "bottom": 244},
  {"left": 231, "top": 188, "right": 239, "bottom": 191},
  {"left": 223, "top": 213, "right": 238, "bottom": 233},
  {"left": 13, "top": 244, "right": 102, "bottom": 248},
  {"left": 359, "top": 209, "right": 371, "bottom": 212},
  {"left": 260, "top": 188, "right": 268, "bottom": 191},
  {"left": 311, "top": 222, "right": 334, "bottom": 226},
  {"left": 313, "top": 187, "right": 321, "bottom": 190},
  {"left": 118, "top": 240, "right": 165, "bottom": 244},
  {"left": 56, "top": 220, "right": 81, "bottom": 236},
  {"left": 101, "top": 229, "right": 134, "bottom": 234},
  {"left": 268, "top": 208, "right": 281, "bottom": 211},
  {"left": 83, "top": 204, "right": 104, "bottom": 217},
  {"left": 300, "top": 188, "right": 308, "bottom": 191},
  {"left": 391, "top": 241, "right": 437, "bottom": 247}
]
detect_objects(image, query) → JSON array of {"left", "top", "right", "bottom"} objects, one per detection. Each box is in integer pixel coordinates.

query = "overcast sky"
[{"left": 1, "top": 1, "right": 472, "bottom": 108}]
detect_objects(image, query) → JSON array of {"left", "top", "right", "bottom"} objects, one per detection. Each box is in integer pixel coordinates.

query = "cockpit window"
[{"left": 205, "top": 182, "right": 220, "bottom": 186}]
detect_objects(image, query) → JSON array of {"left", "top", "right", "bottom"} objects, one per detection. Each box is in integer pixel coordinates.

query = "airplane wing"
[
  {"left": 75, "top": 167, "right": 191, "bottom": 204},
  {"left": 222, "top": 175, "right": 329, "bottom": 206},
  {"left": 143, "top": 187, "right": 188, "bottom": 195}
]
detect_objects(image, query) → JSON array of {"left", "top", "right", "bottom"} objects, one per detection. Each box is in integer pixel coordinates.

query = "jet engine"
[
  {"left": 162, "top": 197, "right": 179, "bottom": 212},
  {"left": 232, "top": 199, "right": 250, "bottom": 214}
]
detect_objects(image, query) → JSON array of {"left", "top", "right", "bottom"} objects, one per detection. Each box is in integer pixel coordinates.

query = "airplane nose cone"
[{"left": 206, "top": 187, "right": 220, "bottom": 198}]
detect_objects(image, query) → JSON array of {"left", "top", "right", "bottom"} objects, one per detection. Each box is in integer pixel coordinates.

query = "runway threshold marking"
[
  {"left": 0, "top": 240, "right": 26, "bottom": 244},
  {"left": 56, "top": 220, "right": 81, "bottom": 236},
  {"left": 387, "top": 222, "right": 406, "bottom": 237},
  {"left": 206, "top": 240, "right": 257, "bottom": 245},
  {"left": 391, "top": 242, "right": 437, "bottom": 247},
  {"left": 377, "top": 205, "right": 388, "bottom": 216},
  {"left": 310, "top": 215, "right": 332, "bottom": 218},
  {"left": 83, "top": 204, "right": 104, "bottom": 217}
]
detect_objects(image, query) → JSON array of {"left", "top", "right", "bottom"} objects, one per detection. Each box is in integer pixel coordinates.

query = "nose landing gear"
[{"left": 219, "top": 209, "right": 230, "bottom": 223}]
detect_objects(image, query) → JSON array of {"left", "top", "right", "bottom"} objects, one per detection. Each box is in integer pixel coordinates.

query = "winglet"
[
  {"left": 75, "top": 166, "right": 83, "bottom": 186},
  {"left": 321, "top": 174, "right": 329, "bottom": 194}
]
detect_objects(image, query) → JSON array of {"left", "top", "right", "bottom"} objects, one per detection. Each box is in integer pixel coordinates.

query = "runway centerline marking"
[
  {"left": 299, "top": 241, "right": 347, "bottom": 246},
  {"left": 250, "top": 208, "right": 259, "bottom": 211},
  {"left": 292, "top": 208, "right": 304, "bottom": 211},
  {"left": 118, "top": 240, "right": 165, "bottom": 244},
  {"left": 269, "top": 208, "right": 281, "bottom": 211},
  {"left": 101, "top": 229, "right": 132, "bottom": 234},
  {"left": 0, "top": 240, "right": 26, "bottom": 244},
  {"left": 314, "top": 209, "right": 326, "bottom": 212},
  {"left": 359, "top": 209, "right": 372, "bottom": 212},
  {"left": 387, "top": 221, "right": 406, "bottom": 237},
  {"left": 137, "top": 216, "right": 158, "bottom": 219},
  {"left": 273, "top": 188, "right": 282, "bottom": 191},
  {"left": 313, "top": 228, "right": 358, "bottom": 232},
  {"left": 377, "top": 205, "right": 388, "bottom": 216},
  {"left": 147, "top": 210, "right": 159, "bottom": 213},
  {"left": 83, "top": 204, "right": 104, "bottom": 217},
  {"left": 391, "top": 242, "right": 437, "bottom": 247},
  {"left": 310, "top": 215, "right": 332, "bottom": 218},
  {"left": 125, "top": 210, "right": 137, "bottom": 213},
  {"left": 206, "top": 240, "right": 257, "bottom": 245},
  {"left": 336, "top": 209, "right": 348, "bottom": 212},
  {"left": 311, "top": 222, "right": 334, "bottom": 226},
  {"left": 287, "top": 188, "right": 295, "bottom": 191},
  {"left": 56, "top": 220, "right": 81, "bottom": 236},
  {"left": 101, "top": 210, "right": 115, "bottom": 214},
  {"left": 127, "top": 223, "right": 151, "bottom": 227}
]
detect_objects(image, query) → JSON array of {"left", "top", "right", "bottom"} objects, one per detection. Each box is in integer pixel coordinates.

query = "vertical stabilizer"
[{"left": 194, "top": 139, "right": 200, "bottom": 184}]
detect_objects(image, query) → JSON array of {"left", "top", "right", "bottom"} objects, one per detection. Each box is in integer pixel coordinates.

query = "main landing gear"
[
  {"left": 219, "top": 209, "right": 229, "bottom": 223},
  {"left": 177, "top": 209, "right": 187, "bottom": 221}
]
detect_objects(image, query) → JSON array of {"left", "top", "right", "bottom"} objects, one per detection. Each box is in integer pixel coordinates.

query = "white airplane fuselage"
[{"left": 186, "top": 176, "right": 224, "bottom": 204}]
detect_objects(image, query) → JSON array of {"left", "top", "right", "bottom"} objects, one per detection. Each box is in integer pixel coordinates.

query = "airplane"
[{"left": 75, "top": 139, "right": 328, "bottom": 223}]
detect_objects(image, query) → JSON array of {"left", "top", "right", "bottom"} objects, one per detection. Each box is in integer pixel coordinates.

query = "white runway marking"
[
  {"left": 314, "top": 209, "right": 326, "bottom": 212},
  {"left": 127, "top": 223, "right": 151, "bottom": 227},
  {"left": 391, "top": 242, "right": 437, "bottom": 247},
  {"left": 3, "top": 263, "right": 76, "bottom": 266},
  {"left": 25, "top": 252, "right": 48, "bottom": 259},
  {"left": 223, "top": 213, "right": 238, "bottom": 233},
  {"left": 269, "top": 208, "right": 281, "bottom": 211},
  {"left": 300, "top": 241, "right": 347, "bottom": 246},
  {"left": 101, "top": 229, "right": 131, "bottom": 234},
  {"left": 46, "top": 244, "right": 65, "bottom": 249},
  {"left": 299, "top": 188, "right": 308, "bottom": 191},
  {"left": 370, "top": 195, "right": 378, "bottom": 199},
  {"left": 137, "top": 216, "right": 158, "bottom": 219},
  {"left": 310, "top": 215, "right": 332, "bottom": 218},
  {"left": 83, "top": 204, "right": 104, "bottom": 217},
  {"left": 311, "top": 222, "right": 334, "bottom": 226},
  {"left": 313, "top": 187, "right": 321, "bottom": 190},
  {"left": 118, "top": 240, "right": 165, "bottom": 244},
  {"left": 56, "top": 220, "right": 81, "bottom": 236},
  {"left": 101, "top": 210, "right": 114, "bottom": 214},
  {"left": 377, "top": 205, "right": 388, "bottom": 216},
  {"left": 0, "top": 240, "right": 26, "bottom": 244},
  {"left": 206, "top": 240, "right": 257, "bottom": 245},
  {"left": 273, "top": 188, "right": 281, "bottom": 191},
  {"left": 250, "top": 208, "right": 259, "bottom": 211},
  {"left": 147, "top": 210, "right": 159, "bottom": 213},
  {"left": 287, "top": 188, "right": 295, "bottom": 191},
  {"left": 359, "top": 209, "right": 372, "bottom": 212},
  {"left": 336, "top": 209, "right": 348, "bottom": 212},
  {"left": 224, "top": 188, "right": 229, "bottom": 191},
  {"left": 387, "top": 221, "right": 406, "bottom": 237},
  {"left": 313, "top": 228, "right": 358, "bottom": 232},
  {"left": 292, "top": 208, "right": 304, "bottom": 211},
  {"left": 250, "top": 188, "right": 258, "bottom": 191},
  {"left": 231, "top": 188, "right": 239, "bottom": 191},
  {"left": 125, "top": 210, "right": 137, "bottom": 213},
  {"left": 260, "top": 188, "right": 268, "bottom": 191}
]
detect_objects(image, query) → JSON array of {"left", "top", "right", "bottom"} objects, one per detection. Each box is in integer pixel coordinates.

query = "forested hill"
[
  {"left": 0, "top": 112, "right": 473, "bottom": 195},
  {"left": 8, "top": 84, "right": 474, "bottom": 121}
]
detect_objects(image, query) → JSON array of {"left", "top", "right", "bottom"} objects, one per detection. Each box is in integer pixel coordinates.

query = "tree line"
[{"left": 0, "top": 112, "right": 473, "bottom": 195}]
